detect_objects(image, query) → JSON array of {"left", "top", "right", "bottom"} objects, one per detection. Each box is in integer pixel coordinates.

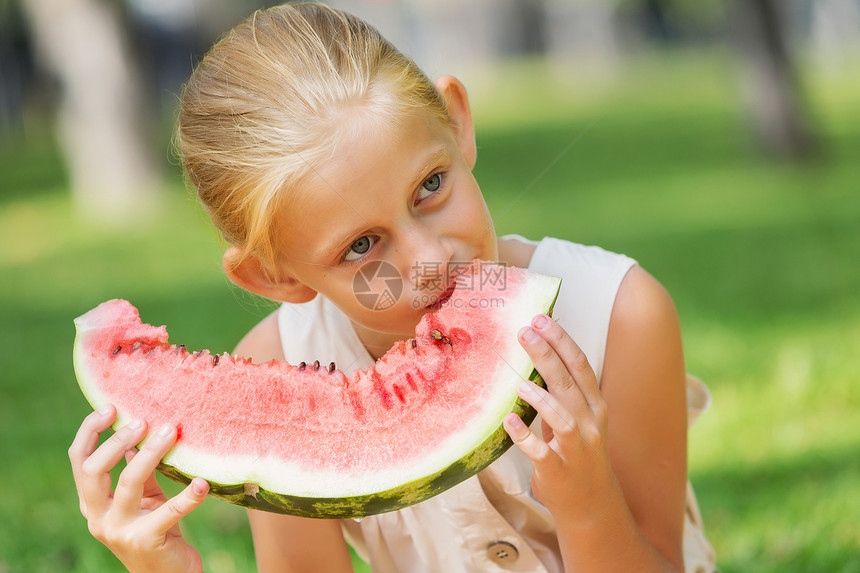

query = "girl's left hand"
[{"left": 503, "top": 314, "right": 616, "bottom": 522}]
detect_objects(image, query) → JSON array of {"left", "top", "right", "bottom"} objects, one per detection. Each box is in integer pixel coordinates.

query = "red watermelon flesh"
[{"left": 73, "top": 262, "right": 561, "bottom": 517}]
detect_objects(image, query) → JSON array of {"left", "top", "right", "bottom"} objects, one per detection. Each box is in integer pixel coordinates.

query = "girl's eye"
[
  {"left": 344, "top": 235, "right": 376, "bottom": 262},
  {"left": 417, "top": 173, "right": 442, "bottom": 200}
]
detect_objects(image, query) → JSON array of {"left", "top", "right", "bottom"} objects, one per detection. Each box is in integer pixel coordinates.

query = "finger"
[
  {"left": 113, "top": 424, "right": 177, "bottom": 517},
  {"left": 79, "top": 419, "right": 147, "bottom": 518},
  {"left": 125, "top": 449, "right": 167, "bottom": 511},
  {"left": 529, "top": 315, "right": 602, "bottom": 410},
  {"left": 519, "top": 324, "right": 591, "bottom": 420},
  {"left": 144, "top": 478, "right": 209, "bottom": 534},
  {"left": 516, "top": 381, "right": 577, "bottom": 446},
  {"left": 69, "top": 405, "right": 117, "bottom": 469},
  {"left": 69, "top": 406, "right": 117, "bottom": 515},
  {"left": 503, "top": 413, "right": 556, "bottom": 467}
]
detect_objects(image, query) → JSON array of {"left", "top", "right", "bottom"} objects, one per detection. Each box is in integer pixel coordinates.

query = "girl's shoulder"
[
  {"left": 499, "top": 234, "right": 637, "bottom": 279},
  {"left": 232, "top": 310, "right": 284, "bottom": 363},
  {"left": 535, "top": 237, "right": 636, "bottom": 276},
  {"left": 500, "top": 235, "right": 638, "bottom": 382}
]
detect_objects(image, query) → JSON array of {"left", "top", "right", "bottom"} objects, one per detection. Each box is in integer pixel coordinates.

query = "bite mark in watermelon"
[{"left": 72, "top": 262, "right": 561, "bottom": 518}]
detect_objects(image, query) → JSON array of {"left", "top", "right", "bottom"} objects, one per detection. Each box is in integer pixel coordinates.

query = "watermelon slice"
[{"left": 73, "top": 262, "right": 561, "bottom": 518}]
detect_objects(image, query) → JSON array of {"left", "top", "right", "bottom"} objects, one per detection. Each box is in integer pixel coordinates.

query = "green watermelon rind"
[{"left": 156, "top": 290, "right": 558, "bottom": 519}]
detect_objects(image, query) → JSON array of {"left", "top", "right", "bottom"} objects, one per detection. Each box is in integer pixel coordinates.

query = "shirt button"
[{"left": 487, "top": 541, "right": 519, "bottom": 565}]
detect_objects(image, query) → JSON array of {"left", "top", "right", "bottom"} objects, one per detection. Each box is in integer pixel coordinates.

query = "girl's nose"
[{"left": 401, "top": 224, "right": 454, "bottom": 290}]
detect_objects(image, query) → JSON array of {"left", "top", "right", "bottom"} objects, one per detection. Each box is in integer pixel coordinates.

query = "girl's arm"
[
  {"left": 234, "top": 312, "right": 355, "bottom": 573},
  {"left": 599, "top": 265, "right": 688, "bottom": 570},
  {"left": 248, "top": 508, "right": 354, "bottom": 573},
  {"left": 504, "top": 265, "right": 687, "bottom": 572}
]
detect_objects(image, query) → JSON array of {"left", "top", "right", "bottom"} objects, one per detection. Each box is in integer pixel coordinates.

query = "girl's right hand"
[{"left": 69, "top": 404, "right": 210, "bottom": 573}]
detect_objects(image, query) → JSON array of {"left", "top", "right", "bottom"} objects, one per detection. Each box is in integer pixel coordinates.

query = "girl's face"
[{"left": 272, "top": 104, "right": 498, "bottom": 343}]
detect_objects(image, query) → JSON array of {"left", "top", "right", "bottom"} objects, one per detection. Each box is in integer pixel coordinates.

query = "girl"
[{"left": 68, "top": 3, "right": 715, "bottom": 572}]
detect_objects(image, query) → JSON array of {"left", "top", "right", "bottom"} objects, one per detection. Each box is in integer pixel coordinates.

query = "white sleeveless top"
[{"left": 277, "top": 236, "right": 716, "bottom": 572}]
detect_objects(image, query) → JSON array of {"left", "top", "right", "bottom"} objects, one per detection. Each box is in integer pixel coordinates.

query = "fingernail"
[
  {"left": 533, "top": 315, "right": 549, "bottom": 330},
  {"left": 127, "top": 418, "right": 143, "bottom": 430},
  {"left": 157, "top": 424, "right": 173, "bottom": 437},
  {"left": 504, "top": 413, "right": 525, "bottom": 430},
  {"left": 518, "top": 381, "right": 532, "bottom": 395},
  {"left": 97, "top": 406, "right": 112, "bottom": 416},
  {"left": 192, "top": 478, "right": 209, "bottom": 496},
  {"left": 521, "top": 327, "right": 539, "bottom": 343}
]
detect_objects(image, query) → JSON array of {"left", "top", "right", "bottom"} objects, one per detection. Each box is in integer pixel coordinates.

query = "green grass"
[{"left": 1, "top": 49, "right": 858, "bottom": 572}]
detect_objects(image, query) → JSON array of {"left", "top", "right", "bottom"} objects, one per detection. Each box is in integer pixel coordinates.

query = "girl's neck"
[
  {"left": 496, "top": 235, "right": 537, "bottom": 270},
  {"left": 351, "top": 321, "right": 410, "bottom": 361}
]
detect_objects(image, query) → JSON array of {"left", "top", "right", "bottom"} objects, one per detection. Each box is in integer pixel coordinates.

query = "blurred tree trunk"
[
  {"left": 544, "top": 0, "right": 622, "bottom": 83},
  {"left": 0, "top": 1, "right": 31, "bottom": 134},
  {"left": 22, "top": 0, "right": 162, "bottom": 222},
  {"left": 731, "top": 0, "right": 819, "bottom": 159}
]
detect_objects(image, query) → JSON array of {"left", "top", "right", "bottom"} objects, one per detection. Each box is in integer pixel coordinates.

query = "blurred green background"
[{"left": 2, "top": 1, "right": 859, "bottom": 572}]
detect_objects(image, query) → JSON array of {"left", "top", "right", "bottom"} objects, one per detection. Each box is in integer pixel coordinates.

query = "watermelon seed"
[
  {"left": 298, "top": 361, "right": 306, "bottom": 370},
  {"left": 178, "top": 344, "right": 187, "bottom": 353},
  {"left": 411, "top": 339, "right": 417, "bottom": 349},
  {"left": 430, "top": 329, "right": 454, "bottom": 347},
  {"left": 313, "top": 360, "right": 321, "bottom": 371},
  {"left": 328, "top": 362, "right": 336, "bottom": 373},
  {"left": 112, "top": 345, "right": 122, "bottom": 355},
  {"left": 213, "top": 354, "right": 220, "bottom": 366},
  {"left": 132, "top": 341, "right": 141, "bottom": 351}
]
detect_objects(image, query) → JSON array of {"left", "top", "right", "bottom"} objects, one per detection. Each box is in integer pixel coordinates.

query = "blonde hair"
[{"left": 177, "top": 2, "right": 451, "bottom": 277}]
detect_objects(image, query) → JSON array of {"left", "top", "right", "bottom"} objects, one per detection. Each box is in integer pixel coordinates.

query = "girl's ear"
[
  {"left": 222, "top": 246, "right": 317, "bottom": 303},
  {"left": 435, "top": 75, "right": 477, "bottom": 169}
]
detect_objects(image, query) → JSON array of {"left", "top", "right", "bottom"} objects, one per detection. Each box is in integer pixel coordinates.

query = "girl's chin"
[{"left": 357, "top": 296, "right": 450, "bottom": 336}]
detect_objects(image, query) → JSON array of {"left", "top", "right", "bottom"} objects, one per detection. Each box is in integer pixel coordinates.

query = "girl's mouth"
[{"left": 425, "top": 282, "right": 457, "bottom": 310}]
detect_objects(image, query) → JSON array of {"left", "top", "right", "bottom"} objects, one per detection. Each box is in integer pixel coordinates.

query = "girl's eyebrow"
[
  {"left": 410, "top": 146, "right": 449, "bottom": 188},
  {"left": 318, "top": 227, "right": 366, "bottom": 262},
  {"left": 315, "top": 144, "right": 451, "bottom": 262},
  {"left": 317, "top": 221, "right": 374, "bottom": 263}
]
